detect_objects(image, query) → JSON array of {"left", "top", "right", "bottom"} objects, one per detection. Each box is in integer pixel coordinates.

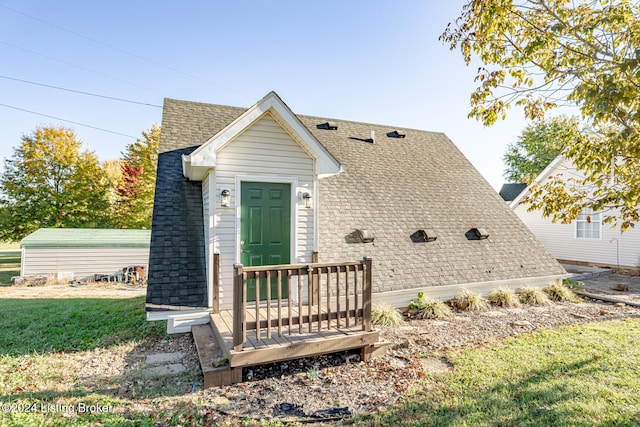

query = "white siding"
[
  {"left": 210, "top": 113, "right": 315, "bottom": 309},
  {"left": 21, "top": 248, "right": 150, "bottom": 280},
  {"left": 515, "top": 158, "right": 640, "bottom": 268}
]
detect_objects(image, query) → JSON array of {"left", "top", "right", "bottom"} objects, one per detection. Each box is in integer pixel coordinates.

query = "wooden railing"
[{"left": 232, "top": 257, "right": 372, "bottom": 351}]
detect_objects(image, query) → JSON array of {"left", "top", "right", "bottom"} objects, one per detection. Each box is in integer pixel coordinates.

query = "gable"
[
  {"left": 181, "top": 92, "right": 341, "bottom": 181},
  {"left": 217, "top": 113, "right": 314, "bottom": 172}
]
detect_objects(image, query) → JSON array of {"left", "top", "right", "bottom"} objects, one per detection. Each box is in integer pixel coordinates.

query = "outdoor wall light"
[
  {"left": 220, "top": 189, "right": 231, "bottom": 207},
  {"left": 302, "top": 192, "right": 312, "bottom": 209}
]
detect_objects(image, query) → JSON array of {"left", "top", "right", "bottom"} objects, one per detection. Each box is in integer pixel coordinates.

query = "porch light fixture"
[
  {"left": 356, "top": 229, "right": 375, "bottom": 243},
  {"left": 220, "top": 189, "right": 231, "bottom": 207},
  {"left": 302, "top": 192, "right": 312, "bottom": 209}
]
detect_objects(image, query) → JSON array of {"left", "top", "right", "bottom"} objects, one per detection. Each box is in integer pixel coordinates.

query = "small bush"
[
  {"left": 544, "top": 282, "right": 581, "bottom": 302},
  {"left": 487, "top": 287, "right": 521, "bottom": 308},
  {"left": 452, "top": 289, "right": 489, "bottom": 311},
  {"left": 517, "top": 286, "right": 553, "bottom": 305},
  {"left": 563, "top": 278, "right": 584, "bottom": 289},
  {"left": 372, "top": 302, "right": 404, "bottom": 326},
  {"left": 407, "top": 292, "right": 453, "bottom": 319}
]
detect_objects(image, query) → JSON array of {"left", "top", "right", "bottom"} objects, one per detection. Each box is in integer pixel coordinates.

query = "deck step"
[{"left": 191, "top": 324, "right": 241, "bottom": 388}]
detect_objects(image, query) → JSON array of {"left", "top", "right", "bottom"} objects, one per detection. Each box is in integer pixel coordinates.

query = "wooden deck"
[
  {"left": 211, "top": 304, "right": 380, "bottom": 368},
  {"left": 193, "top": 257, "right": 386, "bottom": 387}
]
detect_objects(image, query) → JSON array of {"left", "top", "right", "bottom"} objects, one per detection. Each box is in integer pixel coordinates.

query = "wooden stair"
[{"left": 191, "top": 323, "right": 241, "bottom": 387}]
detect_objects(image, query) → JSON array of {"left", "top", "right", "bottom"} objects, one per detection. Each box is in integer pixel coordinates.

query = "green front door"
[{"left": 240, "top": 181, "right": 291, "bottom": 302}]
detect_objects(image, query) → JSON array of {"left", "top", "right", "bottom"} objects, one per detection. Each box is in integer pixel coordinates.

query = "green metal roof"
[{"left": 20, "top": 228, "right": 151, "bottom": 249}]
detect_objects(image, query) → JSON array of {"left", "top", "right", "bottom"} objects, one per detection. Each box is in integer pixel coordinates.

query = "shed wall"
[{"left": 21, "top": 248, "right": 150, "bottom": 280}]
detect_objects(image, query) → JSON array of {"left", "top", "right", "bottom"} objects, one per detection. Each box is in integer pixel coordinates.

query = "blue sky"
[{"left": 0, "top": 1, "right": 533, "bottom": 190}]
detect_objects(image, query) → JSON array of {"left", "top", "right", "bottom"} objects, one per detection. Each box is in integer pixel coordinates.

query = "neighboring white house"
[
  {"left": 20, "top": 228, "right": 151, "bottom": 281},
  {"left": 511, "top": 156, "right": 640, "bottom": 271}
]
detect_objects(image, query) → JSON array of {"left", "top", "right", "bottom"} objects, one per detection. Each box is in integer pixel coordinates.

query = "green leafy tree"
[
  {"left": 0, "top": 126, "right": 112, "bottom": 241},
  {"left": 504, "top": 116, "right": 581, "bottom": 183},
  {"left": 442, "top": 0, "right": 640, "bottom": 230},
  {"left": 115, "top": 124, "right": 159, "bottom": 229}
]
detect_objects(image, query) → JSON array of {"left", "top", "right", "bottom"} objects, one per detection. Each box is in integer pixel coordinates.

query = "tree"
[
  {"left": 115, "top": 124, "right": 159, "bottom": 229},
  {"left": 504, "top": 116, "right": 581, "bottom": 182},
  {"left": 441, "top": 0, "right": 640, "bottom": 230},
  {"left": 0, "top": 126, "right": 112, "bottom": 241}
]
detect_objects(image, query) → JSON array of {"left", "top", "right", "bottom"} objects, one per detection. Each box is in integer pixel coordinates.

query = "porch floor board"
[{"left": 210, "top": 303, "right": 379, "bottom": 368}]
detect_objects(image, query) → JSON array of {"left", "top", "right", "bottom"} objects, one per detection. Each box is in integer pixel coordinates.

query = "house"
[
  {"left": 20, "top": 228, "right": 151, "bottom": 282},
  {"left": 499, "top": 183, "right": 527, "bottom": 202},
  {"left": 146, "top": 92, "right": 567, "bottom": 386},
  {"left": 511, "top": 156, "right": 640, "bottom": 272}
]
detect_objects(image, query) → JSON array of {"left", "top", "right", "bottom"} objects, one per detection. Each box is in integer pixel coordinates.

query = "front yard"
[{"left": 1, "top": 282, "right": 639, "bottom": 425}]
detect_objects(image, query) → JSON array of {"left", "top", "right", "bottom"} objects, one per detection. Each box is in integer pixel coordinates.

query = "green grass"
[
  {"left": 0, "top": 296, "right": 165, "bottom": 355},
  {"left": 0, "top": 250, "right": 20, "bottom": 285},
  {"left": 370, "top": 319, "right": 640, "bottom": 426}
]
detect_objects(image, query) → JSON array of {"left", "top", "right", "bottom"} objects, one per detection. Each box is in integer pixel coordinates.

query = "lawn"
[
  {"left": 371, "top": 319, "right": 640, "bottom": 426},
  {"left": 1, "top": 294, "right": 639, "bottom": 426},
  {"left": 0, "top": 250, "right": 20, "bottom": 285}
]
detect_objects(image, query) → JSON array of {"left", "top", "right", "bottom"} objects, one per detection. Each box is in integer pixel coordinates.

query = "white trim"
[
  {"left": 182, "top": 92, "right": 342, "bottom": 181},
  {"left": 509, "top": 155, "right": 565, "bottom": 208},
  {"left": 206, "top": 172, "right": 216, "bottom": 309},
  {"left": 235, "top": 175, "right": 299, "bottom": 266},
  {"left": 372, "top": 274, "right": 570, "bottom": 309},
  {"left": 146, "top": 309, "right": 211, "bottom": 334}
]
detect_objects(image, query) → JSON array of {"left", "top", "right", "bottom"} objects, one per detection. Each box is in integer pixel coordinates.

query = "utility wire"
[
  {"left": 0, "top": 103, "right": 138, "bottom": 139},
  {"left": 0, "top": 3, "right": 252, "bottom": 101},
  {"left": 0, "top": 40, "right": 165, "bottom": 95},
  {"left": 0, "top": 75, "right": 162, "bottom": 108}
]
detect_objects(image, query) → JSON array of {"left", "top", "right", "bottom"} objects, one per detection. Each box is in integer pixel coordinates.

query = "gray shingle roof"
[{"left": 147, "top": 97, "right": 566, "bottom": 308}]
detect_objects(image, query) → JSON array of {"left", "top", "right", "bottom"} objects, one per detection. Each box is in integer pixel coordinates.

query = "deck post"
[
  {"left": 362, "top": 256, "right": 373, "bottom": 332},
  {"left": 212, "top": 253, "right": 220, "bottom": 314},
  {"left": 233, "top": 263, "right": 245, "bottom": 351}
]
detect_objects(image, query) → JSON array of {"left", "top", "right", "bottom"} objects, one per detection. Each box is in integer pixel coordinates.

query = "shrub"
[
  {"left": 407, "top": 292, "right": 453, "bottom": 319},
  {"left": 487, "top": 287, "right": 521, "bottom": 307},
  {"left": 517, "top": 286, "right": 553, "bottom": 305},
  {"left": 544, "top": 282, "right": 581, "bottom": 302},
  {"left": 371, "top": 302, "right": 404, "bottom": 326},
  {"left": 452, "top": 289, "right": 489, "bottom": 311}
]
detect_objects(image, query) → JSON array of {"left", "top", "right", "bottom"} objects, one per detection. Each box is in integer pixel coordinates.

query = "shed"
[{"left": 20, "top": 228, "right": 151, "bottom": 281}]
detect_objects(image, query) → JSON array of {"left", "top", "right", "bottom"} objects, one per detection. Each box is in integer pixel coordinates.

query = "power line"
[
  {"left": 0, "top": 103, "right": 138, "bottom": 139},
  {"left": 0, "top": 75, "right": 162, "bottom": 108},
  {"left": 0, "top": 3, "right": 252, "bottom": 101},
  {"left": 0, "top": 40, "right": 165, "bottom": 96}
]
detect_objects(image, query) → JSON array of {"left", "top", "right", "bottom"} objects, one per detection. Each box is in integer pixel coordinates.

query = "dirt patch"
[{"left": 0, "top": 283, "right": 146, "bottom": 298}]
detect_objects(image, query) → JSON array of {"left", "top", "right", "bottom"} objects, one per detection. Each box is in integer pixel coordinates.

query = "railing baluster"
[
  {"left": 316, "top": 267, "right": 321, "bottom": 332},
  {"left": 297, "top": 269, "right": 303, "bottom": 334},
  {"left": 266, "top": 270, "right": 272, "bottom": 340},
  {"left": 277, "top": 270, "right": 283, "bottom": 337},
  {"left": 325, "top": 267, "right": 330, "bottom": 330},
  {"left": 336, "top": 266, "right": 341, "bottom": 328},
  {"left": 345, "top": 265, "right": 350, "bottom": 328},
  {"left": 255, "top": 271, "right": 260, "bottom": 341},
  {"left": 287, "top": 269, "right": 293, "bottom": 335},
  {"left": 354, "top": 265, "right": 360, "bottom": 325},
  {"left": 307, "top": 265, "right": 313, "bottom": 333}
]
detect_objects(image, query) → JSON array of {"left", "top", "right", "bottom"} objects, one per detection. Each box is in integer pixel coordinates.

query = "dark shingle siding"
[{"left": 146, "top": 147, "right": 207, "bottom": 308}]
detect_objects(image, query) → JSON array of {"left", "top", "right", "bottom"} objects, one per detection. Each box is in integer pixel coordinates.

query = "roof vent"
[
  {"left": 366, "top": 130, "right": 375, "bottom": 144},
  {"left": 387, "top": 130, "right": 406, "bottom": 138},
  {"left": 317, "top": 121, "right": 338, "bottom": 130},
  {"left": 466, "top": 228, "right": 489, "bottom": 240},
  {"left": 411, "top": 229, "right": 437, "bottom": 243},
  {"left": 356, "top": 229, "right": 375, "bottom": 243}
]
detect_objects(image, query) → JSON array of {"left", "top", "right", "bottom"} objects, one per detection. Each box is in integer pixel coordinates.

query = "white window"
[{"left": 575, "top": 208, "right": 601, "bottom": 239}]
